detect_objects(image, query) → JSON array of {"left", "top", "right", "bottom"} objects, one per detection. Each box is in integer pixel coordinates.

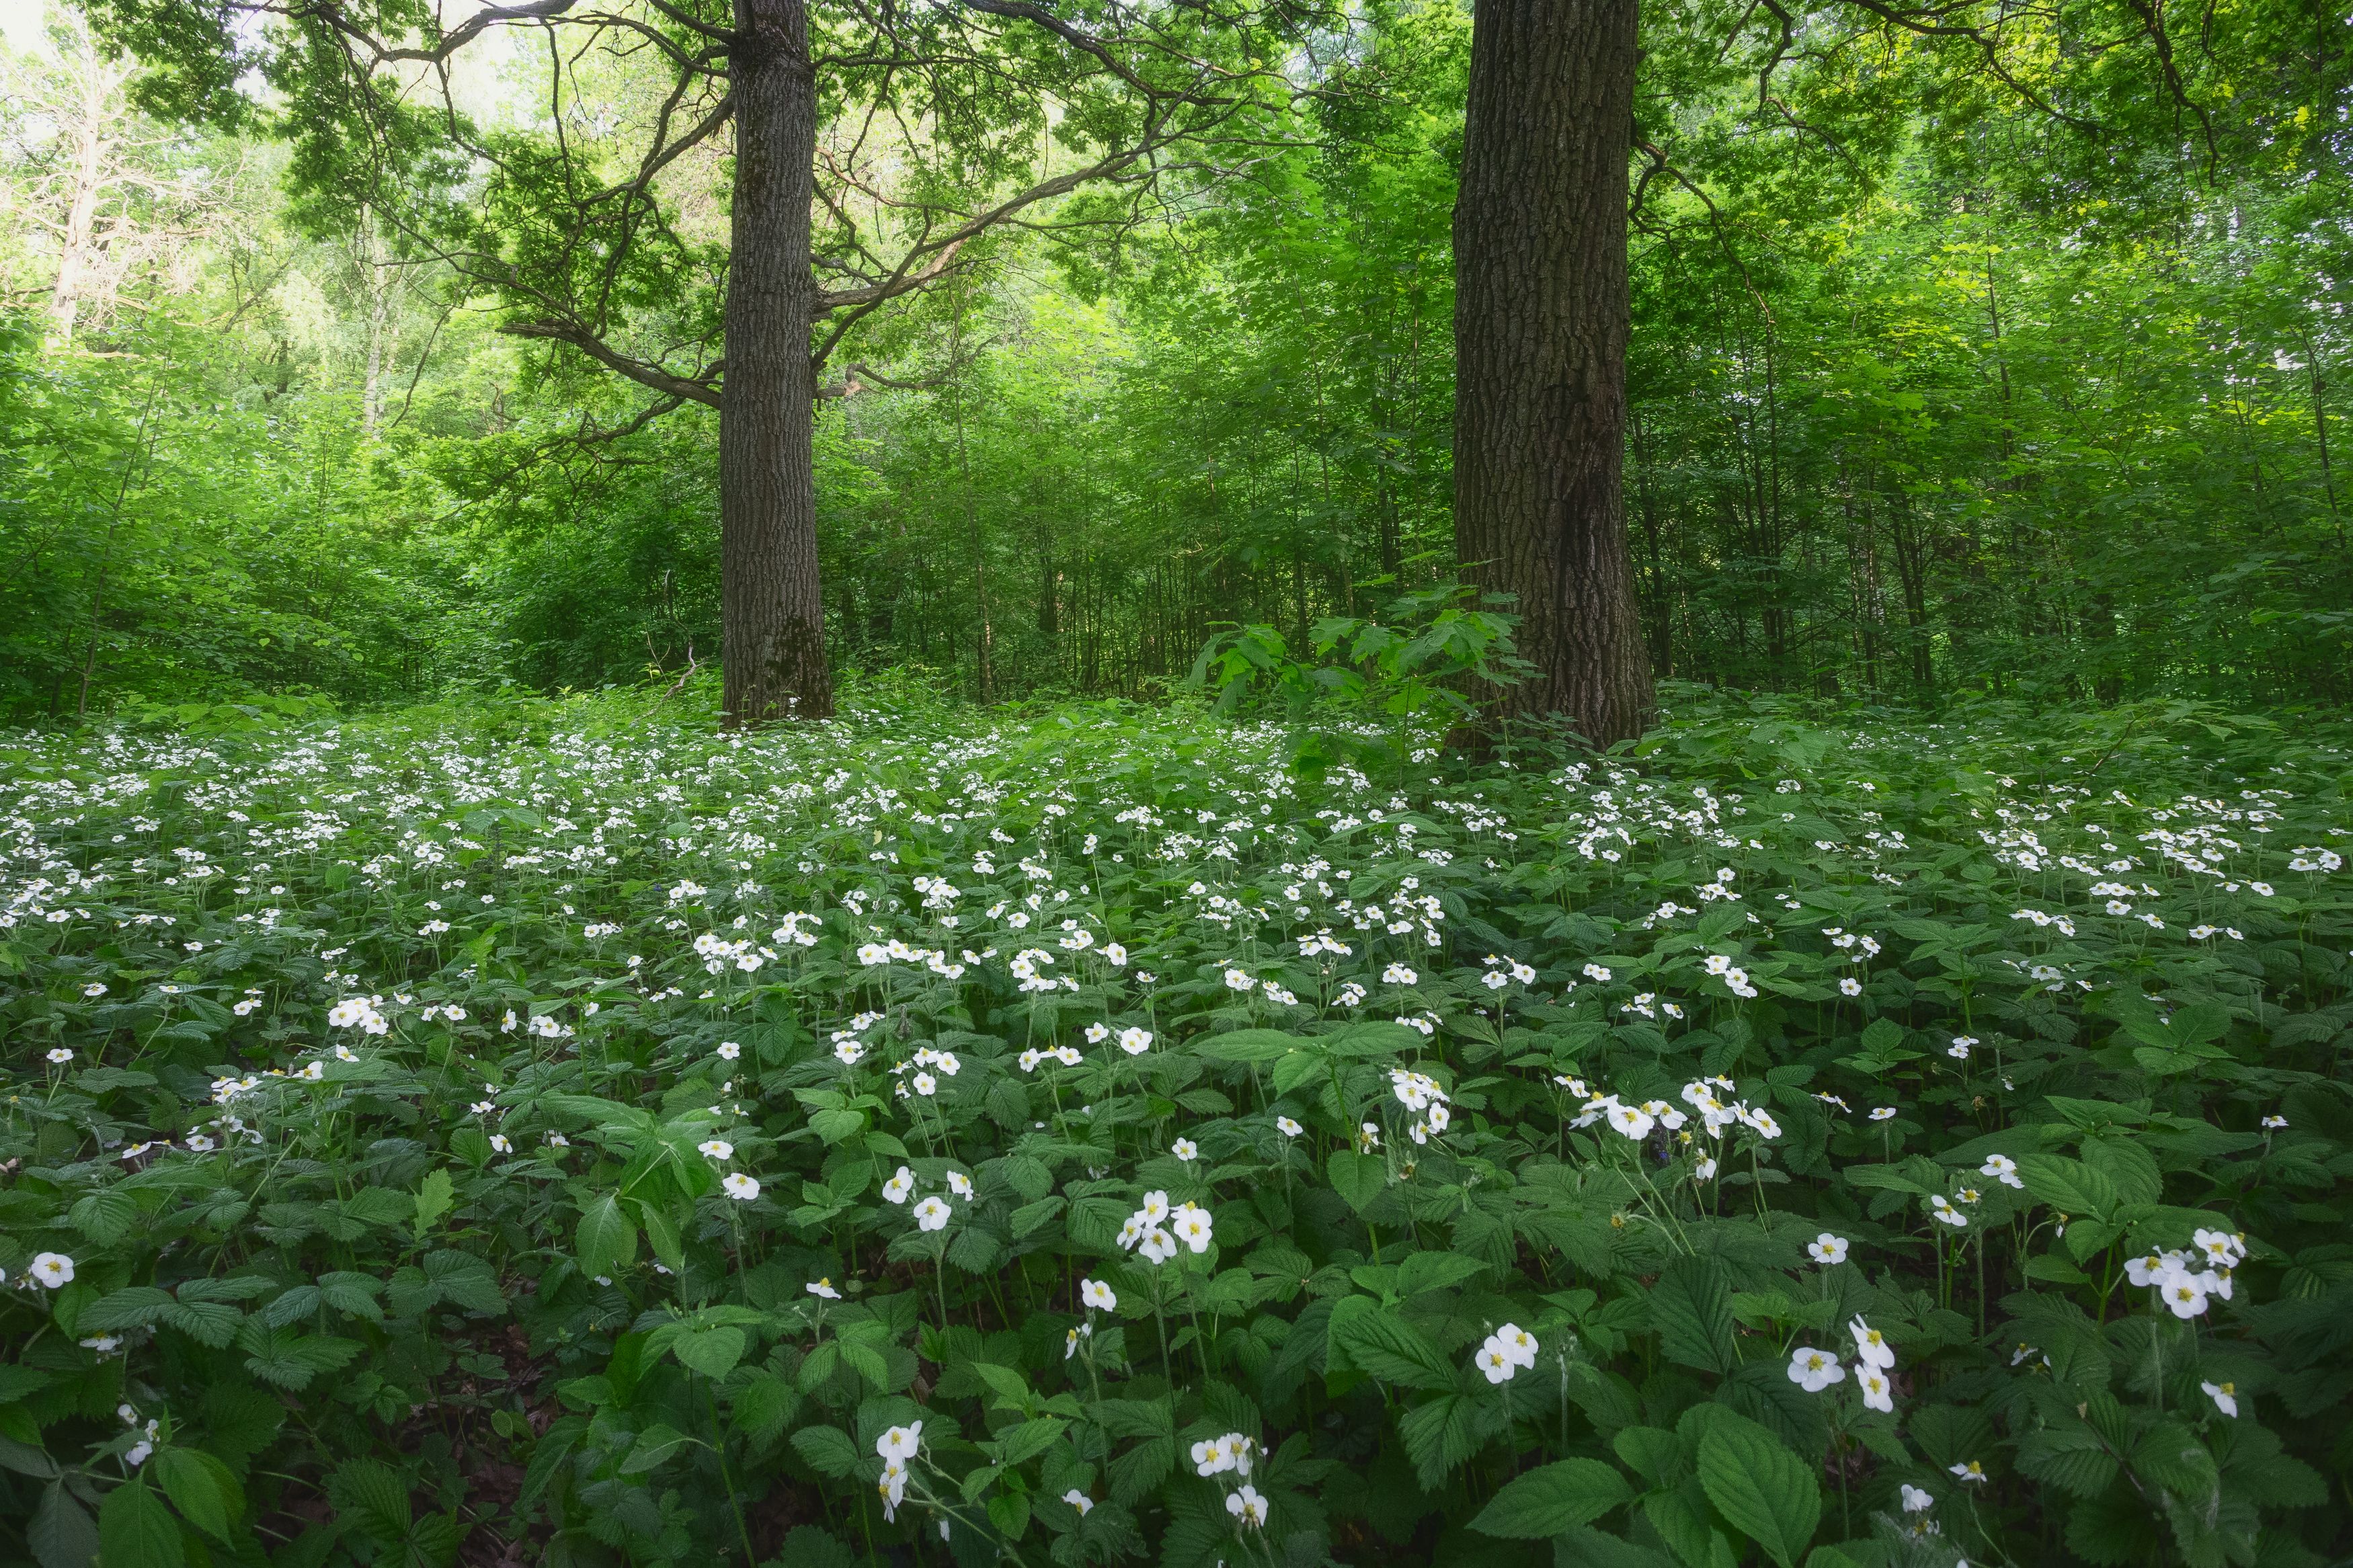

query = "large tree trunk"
[
  {"left": 1451, "top": 0, "right": 1653, "bottom": 746},
  {"left": 721, "top": 0, "right": 834, "bottom": 724}
]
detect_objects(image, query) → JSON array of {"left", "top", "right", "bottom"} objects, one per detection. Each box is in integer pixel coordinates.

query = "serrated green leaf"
[
  {"left": 98, "top": 1475, "right": 184, "bottom": 1567},
  {"left": 576, "top": 1194, "right": 635, "bottom": 1279},
  {"left": 1326, "top": 1149, "right": 1386, "bottom": 1214},
  {"left": 1648, "top": 1257, "right": 1735, "bottom": 1375},
  {"left": 151, "top": 1446, "right": 241, "bottom": 1540},
  {"left": 1697, "top": 1417, "right": 1820, "bottom": 1568},
  {"left": 1191, "top": 1028, "right": 1299, "bottom": 1062},
  {"left": 672, "top": 1325, "right": 747, "bottom": 1379},
  {"left": 1468, "top": 1457, "right": 1632, "bottom": 1537},
  {"left": 411, "top": 1169, "right": 454, "bottom": 1239},
  {"left": 1331, "top": 1308, "right": 1453, "bottom": 1390},
  {"left": 791, "top": 1425, "right": 863, "bottom": 1479},
  {"left": 2018, "top": 1155, "right": 2120, "bottom": 1220}
]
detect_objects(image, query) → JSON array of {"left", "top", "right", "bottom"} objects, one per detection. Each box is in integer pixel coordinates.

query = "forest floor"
[{"left": 0, "top": 688, "right": 2345, "bottom": 1567}]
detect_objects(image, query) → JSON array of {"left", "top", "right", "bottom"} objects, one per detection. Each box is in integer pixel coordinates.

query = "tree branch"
[{"left": 499, "top": 320, "right": 723, "bottom": 408}]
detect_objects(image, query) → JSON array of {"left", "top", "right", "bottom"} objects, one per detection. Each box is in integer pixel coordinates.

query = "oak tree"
[{"left": 77, "top": 0, "right": 1298, "bottom": 723}]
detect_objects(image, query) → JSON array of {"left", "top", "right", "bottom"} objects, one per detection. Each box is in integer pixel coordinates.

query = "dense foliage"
[
  {"left": 5, "top": 1, "right": 2352, "bottom": 718},
  {"left": 3, "top": 688, "right": 2348, "bottom": 1565}
]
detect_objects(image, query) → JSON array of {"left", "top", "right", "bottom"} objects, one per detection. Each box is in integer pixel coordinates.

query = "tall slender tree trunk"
[
  {"left": 1451, "top": 0, "right": 1652, "bottom": 745},
  {"left": 360, "top": 206, "right": 393, "bottom": 434},
  {"left": 49, "top": 50, "right": 122, "bottom": 345},
  {"left": 721, "top": 0, "right": 834, "bottom": 724}
]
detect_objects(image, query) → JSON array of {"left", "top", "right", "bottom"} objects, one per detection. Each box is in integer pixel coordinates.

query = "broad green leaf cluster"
[{"left": 0, "top": 688, "right": 2347, "bottom": 1566}]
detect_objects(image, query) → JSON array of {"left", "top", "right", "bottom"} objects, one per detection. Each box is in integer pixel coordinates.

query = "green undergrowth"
[{"left": 1, "top": 688, "right": 2348, "bottom": 1567}]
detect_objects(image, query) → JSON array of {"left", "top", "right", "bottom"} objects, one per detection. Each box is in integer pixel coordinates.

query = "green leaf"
[
  {"left": 78, "top": 1286, "right": 175, "bottom": 1333},
  {"left": 2018, "top": 1155, "right": 2120, "bottom": 1219},
  {"left": 838, "top": 1338, "right": 890, "bottom": 1389},
  {"left": 1192, "top": 1028, "right": 1299, "bottom": 1062},
  {"left": 1394, "top": 1249, "right": 1487, "bottom": 1296},
  {"left": 1330, "top": 1307, "right": 1454, "bottom": 1389},
  {"left": 971, "top": 1363, "right": 1035, "bottom": 1409},
  {"left": 339, "top": 1187, "right": 415, "bottom": 1229},
  {"left": 1612, "top": 1426, "right": 1686, "bottom": 1487},
  {"left": 1648, "top": 1257, "right": 1735, "bottom": 1375},
  {"left": 637, "top": 1199, "right": 686, "bottom": 1273},
  {"left": 97, "top": 1475, "right": 184, "bottom": 1568},
  {"left": 790, "top": 1425, "right": 864, "bottom": 1479},
  {"left": 619, "top": 1423, "right": 690, "bottom": 1475},
  {"left": 576, "top": 1194, "right": 636, "bottom": 1279},
  {"left": 1696, "top": 1419, "right": 1821, "bottom": 1568},
  {"left": 672, "top": 1325, "right": 747, "bottom": 1380},
  {"left": 809, "top": 1107, "right": 867, "bottom": 1142},
  {"left": 729, "top": 1370, "right": 799, "bottom": 1444},
  {"left": 241, "top": 1328, "right": 362, "bottom": 1391},
  {"left": 159, "top": 1301, "right": 242, "bottom": 1348},
  {"left": 0, "top": 1433, "right": 58, "bottom": 1479},
  {"left": 992, "top": 1417, "right": 1068, "bottom": 1466},
  {"left": 986, "top": 1489, "right": 1032, "bottom": 1542},
  {"left": 1468, "top": 1458, "right": 1633, "bottom": 1537},
  {"left": 2016, "top": 1425, "right": 2120, "bottom": 1497},
  {"left": 173, "top": 1276, "right": 273, "bottom": 1304},
  {"left": 421, "top": 1250, "right": 506, "bottom": 1313},
  {"left": 1398, "top": 1391, "right": 1480, "bottom": 1487},
  {"left": 411, "top": 1169, "right": 454, "bottom": 1239},
  {"left": 29, "top": 1478, "right": 100, "bottom": 1568},
  {"left": 1271, "top": 1050, "right": 1327, "bottom": 1096},
  {"left": 151, "top": 1447, "right": 241, "bottom": 1540},
  {"left": 1324, "top": 1021, "right": 1421, "bottom": 1057},
  {"left": 71, "top": 1188, "right": 138, "bottom": 1246},
  {"left": 1326, "top": 1149, "right": 1387, "bottom": 1214}
]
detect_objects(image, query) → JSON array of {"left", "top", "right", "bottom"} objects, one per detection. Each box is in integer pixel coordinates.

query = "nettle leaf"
[
  {"left": 422, "top": 1249, "right": 507, "bottom": 1313},
  {"left": 2077, "top": 1137, "right": 2163, "bottom": 1207},
  {"left": 327, "top": 1457, "right": 413, "bottom": 1547},
  {"left": 1009, "top": 1195, "right": 1064, "bottom": 1238},
  {"left": 1696, "top": 1417, "right": 1819, "bottom": 1568},
  {"left": 1469, "top": 1458, "right": 1633, "bottom": 1538},
  {"left": 972, "top": 1363, "right": 1035, "bottom": 1409},
  {"left": 0, "top": 1434, "right": 58, "bottom": 1480},
  {"left": 338, "top": 1188, "right": 415, "bottom": 1230}
]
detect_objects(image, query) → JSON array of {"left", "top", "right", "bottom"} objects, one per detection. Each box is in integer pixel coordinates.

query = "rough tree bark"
[
  {"left": 721, "top": 0, "right": 833, "bottom": 724},
  {"left": 1451, "top": 0, "right": 1654, "bottom": 746}
]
